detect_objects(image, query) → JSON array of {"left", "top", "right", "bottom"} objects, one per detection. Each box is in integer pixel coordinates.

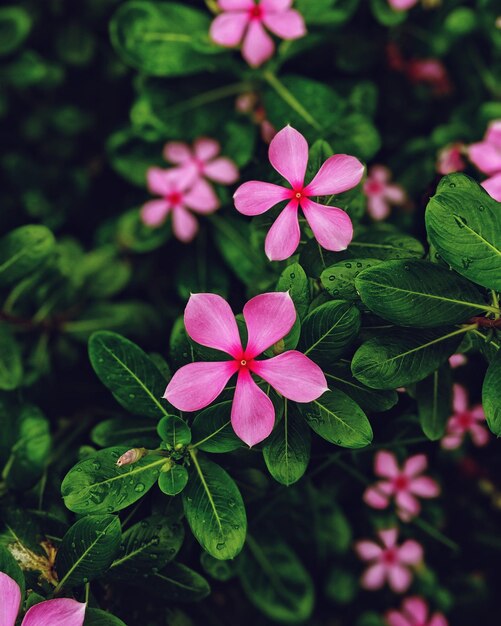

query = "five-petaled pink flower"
[
  {"left": 164, "top": 292, "right": 328, "bottom": 446},
  {"left": 210, "top": 0, "right": 306, "bottom": 68},
  {"left": 388, "top": 0, "right": 419, "bottom": 10},
  {"left": 441, "top": 384, "right": 489, "bottom": 450},
  {"left": 448, "top": 353, "right": 467, "bottom": 368},
  {"left": 141, "top": 167, "right": 219, "bottom": 242},
  {"left": 363, "top": 165, "right": 406, "bottom": 220},
  {"left": 234, "top": 125, "right": 364, "bottom": 261},
  {"left": 355, "top": 528, "right": 423, "bottom": 593},
  {"left": 0, "top": 572, "right": 86, "bottom": 626},
  {"left": 385, "top": 596, "right": 449, "bottom": 626},
  {"left": 468, "top": 120, "right": 501, "bottom": 175},
  {"left": 363, "top": 451, "right": 440, "bottom": 521},
  {"left": 163, "top": 137, "right": 239, "bottom": 187},
  {"left": 436, "top": 143, "right": 466, "bottom": 175},
  {"left": 481, "top": 172, "right": 501, "bottom": 202}
]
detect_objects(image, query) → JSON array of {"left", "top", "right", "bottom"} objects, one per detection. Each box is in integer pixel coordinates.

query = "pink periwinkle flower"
[
  {"left": 0, "top": 572, "right": 86, "bottom": 626},
  {"left": 363, "top": 451, "right": 440, "bottom": 521},
  {"left": 163, "top": 137, "right": 239, "bottom": 187},
  {"left": 448, "top": 353, "right": 467, "bottom": 368},
  {"left": 481, "top": 172, "right": 501, "bottom": 202},
  {"left": 355, "top": 528, "right": 423, "bottom": 593},
  {"left": 234, "top": 125, "right": 364, "bottom": 261},
  {"left": 468, "top": 120, "right": 501, "bottom": 175},
  {"left": 363, "top": 165, "right": 406, "bottom": 220},
  {"left": 407, "top": 59, "right": 452, "bottom": 96},
  {"left": 386, "top": 596, "right": 449, "bottom": 626},
  {"left": 436, "top": 143, "right": 466, "bottom": 175},
  {"left": 210, "top": 0, "right": 306, "bottom": 68},
  {"left": 441, "top": 384, "right": 489, "bottom": 450},
  {"left": 388, "top": 0, "right": 419, "bottom": 10},
  {"left": 141, "top": 167, "right": 219, "bottom": 243},
  {"left": 164, "top": 292, "right": 328, "bottom": 447}
]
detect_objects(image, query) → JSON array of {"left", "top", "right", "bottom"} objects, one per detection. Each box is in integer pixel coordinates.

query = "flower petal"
[
  {"left": 301, "top": 199, "right": 353, "bottom": 251},
  {"left": 402, "top": 454, "right": 427, "bottom": 477},
  {"left": 388, "top": 564, "right": 412, "bottom": 593},
  {"left": 402, "top": 597, "right": 428, "bottom": 623},
  {"left": 375, "top": 451, "right": 400, "bottom": 479},
  {"left": 396, "top": 491, "right": 421, "bottom": 520},
  {"left": 367, "top": 196, "right": 391, "bottom": 221},
  {"left": 261, "top": 0, "right": 293, "bottom": 11},
  {"left": 231, "top": 369, "right": 275, "bottom": 446},
  {"left": 262, "top": 10, "right": 306, "bottom": 39},
  {"left": 388, "top": 0, "right": 419, "bottom": 9},
  {"left": 251, "top": 351, "right": 328, "bottom": 402},
  {"left": 184, "top": 293, "right": 242, "bottom": 356},
  {"left": 147, "top": 167, "right": 172, "bottom": 195},
  {"left": 379, "top": 528, "right": 398, "bottom": 548},
  {"left": 194, "top": 138, "right": 220, "bottom": 162},
  {"left": 385, "top": 611, "right": 412, "bottom": 626},
  {"left": 441, "top": 432, "right": 463, "bottom": 450},
  {"left": 264, "top": 201, "right": 301, "bottom": 261},
  {"left": 269, "top": 125, "right": 309, "bottom": 188},
  {"left": 140, "top": 200, "right": 170, "bottom": 227},
  {"left": 371, "top": 165, "right": 391, "bottom": 182},
  {"left": 22, "top": 599, "right": 86, "bottom": 626},
  {"left": 172, "top": 207, "right": 198, "bottom": 243},
  {"left": 384, "top": 184, "right": 406, "bottom": 204},
  {"left": 409, "top": 476, "right": 440, "bottom": 498},
  {"left": 204, "top": 157, "right": 239, "bottom": 184},
  {"left": 468, "top": 142, "right": 501, "bottom": 175},
  {"left": 453, "top": 384, "right": 468, "bottom": 413},
  {"left": 482, "top": 172, "right": 501, "bottom": 202},
  {"left": 163, "top": 141, "right": 192, "bottom": 164},
  {"left": 0, "top": 572, "right": 21, "bottom": 626},
  {"left": 242, "top": 20, "right": 275, "bottom": 67},
  {"left": 218, "top": 0, "right": 253, "bottom": 9},
  {"left": 210, "top": 12, "right": 249, "bottom": 47},
  {"left": 429, "top": 614, "right": 449, "bottom": 626},
  {"left": 470, "top": 423, "right": 489, "bottom": 447},
  {"left": 485, "top": 120, "right": 501, "bottom": 147},
  {"left": 164, "top": 361, "right": 238, "bottom": 412},
  {"left": 361, "top": 563, "right": 386, "bottom": 590},
  {"left": 354, "top": 540, "right": 382, "bottom": 561},
  {"left": 234, "top": 181, "right": 290, "bottom": 216},
  {"left": 184, "top": 179, "right": 220, "bottom": 213},
  {"left": 305, "top": 155, "right": 364, "bottom": 196},
  {"left": 363, "top": 482, "right": 393, "bottom": 509},
  {"left": 398, "top": 540, "right": 423, "bottom": 564},
  {"left": 243, "top": 292, "right": 296, "bottom": 357}
]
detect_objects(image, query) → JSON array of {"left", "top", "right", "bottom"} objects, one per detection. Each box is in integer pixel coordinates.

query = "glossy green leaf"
[
  {"left": 91, "top": 417, "right": 159, "bottom": 449},
  {"left": 321, "top": 258, "right": 381, "bottom": 300},
  {"left": 483, "top": 348, "right": 501, "bottom": 436},
  {"left": 84, "top": 609, "right": 127, "bottom": 626},
  {"left": 157, "top": 415, "right": 191, "bottom": 448},
  {"left": 158, "top": 464, "right": 189, "bottom": 496},
  {"left": 348, "top": 227, "right": 424, "bottom": 260},
  {"left": 276, "top": 263, "right": 311, "bottom": 320},
  {"left": 416, "top": 365, "right": 452, "bottom": 440},
  {"left": 0, "top": 325, "right": 23, "bottom": 391},
  {"left": 139, "top": 562, "right": 210, "bottom": 601},
  {"left": 191, "top": 401, "right": 241, "bottom": 453},
  {"left": 0, "top": 225, "right": 55, "bottom": 287}
]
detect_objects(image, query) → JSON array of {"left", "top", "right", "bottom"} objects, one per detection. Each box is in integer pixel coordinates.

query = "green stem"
[
  {"left": 166, "top": 82, "right": 252, "bottom": 117},
  {"left": 262, "top": 70, "right": 321, "bottom": 130}
]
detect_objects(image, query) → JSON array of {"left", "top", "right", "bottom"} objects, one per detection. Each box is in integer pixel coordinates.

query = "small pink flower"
[
  {"left": 468, "top": 120, "right": 501, "bottom": 175},
  {"left": 481, "top": 172, "right": 501, "bottom": 202},
  {"left": 363, "top": 166, "right": 406, "bottom": 220},
  {"left": 363, "top": 451, "right": 440, "bottom": 521},
  {"left": 436, "top": 143, "right": 466, "bottom": 175},
  {"left": 441, "top": 384, "right": 489, "bottom": 450},
  {"left": 407, "top": 59, "right": 452, "bottom": 96},
  {"left": 210, "top": 0, "right": 306, "bottom": 68},
  {"left": 140, "top": 167, "right": 219, "bottom": 242},
  {"left": 388, "top": 0, "right": 419, "bottom": 10},
  {"left": 234, "top": 125, "right": 364, "bottom": 261},
  {"left": 386, "top": 596, "right": 449, "bottom": 626},
  {"left": 355, "top": 528, "right": 423, "bottom": 593},
  {"left": 448, "top": 353, "right": 467, "bottom": 368},
  {"left": 163, "top": 137, "right": 239, "bottom": 187},
  {"left": 165, "top": 292, "right": 328, "bottom": 446},
  {"left": 0, "top": 572, "right": 86, "bottom": 626}
]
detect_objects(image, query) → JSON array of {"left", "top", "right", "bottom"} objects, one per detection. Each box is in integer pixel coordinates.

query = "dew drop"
[
  {"left": 92, "top": 462, "right": 101, "bottom": 471},
  {"left": 290, "top": 272, "right": 295, "bottom": 279},
  {"left": 328, "top": 275, "right": 335, "bottom": 282},
  {"left": 345, "top": 262, "right": 352, "bottom": 268},
  {"left": 479, "top": 205, "right": 485, "bottom": 212},
  {"left": 134, "top": 483, "right": 145, "bottom": 493},
  {"left": 216, "top": 542, "right": 226, "bottom": 551},
  {"left": 449, "top": 182, "right": 456, "bottom": 187}
]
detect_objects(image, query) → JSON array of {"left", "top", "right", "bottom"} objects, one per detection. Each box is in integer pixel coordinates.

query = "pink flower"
[
  {"left": 482, "top": 172, "right": 501, "bottom": 201},
  {"left": 388, "top": 0, "right": 419, "bottom": 10},
  {"left": 468, "top": 120, "right": 501, "bottom": 175},
  {"left": 163, "top": 137, "right": 239, "bottom": 187},
  {"left": 386, "top": 596, "right": 449, "bottom": 626},
  {"left": 406, "top": 59, "right": 452, "bottom": 96},
  {"left": 355, "top": 528, "right": 423, "bottom": 593},
  {"left": 210, "top": 0, "right": 306, "bottom": 68},
  {"left": 363, "top": 166, "right": 406, "bottom": 220},
  {"left": 140, "top": 167, "right": 219, "bottom": 242},
  {"left": 363, "top": 451, "right": 440, "bottom": 521},
  {"left": 165, "top": 292, "right": 328, "bottom": 446},
  {"left": 441, "top": 384, "right": 489, "bottom": 450},
  {"left": 436, "top": 143, "right": 466, "bottom": 175},
  {"left": 448, "top": 353, "right": 467, "bottom": 368},
  {"left": 0, "top": 572, "right": 86, "bottom": 626},
  {"left": 234, "top": 125, "right": 364, "bottom": 261}
]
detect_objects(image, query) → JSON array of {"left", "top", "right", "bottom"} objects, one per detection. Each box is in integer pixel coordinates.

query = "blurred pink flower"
[
  {"left": 210, "top": 0, "right": 306, "bottom": 67},
  {"left": 442, "top": 384, "right": 489, "bottom": 450},
  {"left": 363, "top": 165, "right": 406, "bottom": 220},
  {"left": 163, "top": 137, "right": 239, "bottom": 186},
  {"left": 448, "top": 353, "right": 467, "bottom": 368},
  {"left": 482, "top": 172, "right": 501, "bottom": 201},
  {"left": 165, "top": 292, "right": 327, "bottom": 446},
  {"left": 407, "top": 59, "right": 452, "bottom": 96},
  {"left": 355, "top": 528, "right": 423, "bottom": 593},
  {"left": 234, "top": 125, "right": 363, "bottom": 261},
  {"left": 0, "top": 572, "right": 86, "bottom": 626},
  {"left": 436, "top": 143, "right": 466, "bottom": 175},
  {"left": 388, "top": 0, "right": 419, "bottom": 10},
  {"left": 363, "top": 451, "right": 440, "bottom": 521},
  {"left": 140, "top": 167, "right": 219, "bottom": 242},
  {"left": 468, "top": 120, "right": 501, "bottom": 175},
  {"left": 386, "top": 596, "right": 448, "bottom": 626}
]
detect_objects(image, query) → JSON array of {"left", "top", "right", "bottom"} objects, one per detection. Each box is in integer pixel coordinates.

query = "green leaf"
[
  {"left": 0, "top": 225, "right": 55, "bottom": 287},
  {"left": 352, "top": 327, "right": 466, "bottom": 389},
  {"left": 298, "top": 389, "right": 373, "bottom": 448},
  {"left": 295, "top": 0, "right": 359, "bottom": 26},
  {"left": 426, "top": 173, "right": 501, "bottom": 290},
  {"left": 88, "top": 331, "right": 170, "bottom": 419},
  {"left": 263, "top": 403, "right": 311, "bottom": 486},
  {"left": 200, "top": 551, "right": 236, "bottom": 581},
  {"left": 348, "top": 227, "right": 425, "bottom": 260},
  {"left": 321, "top": 258, "right": 381, "bottom": 300},
  {"left": 157, "top": 415, "right": 191, "bottom": 448},
  {"left": 84, "top": 609, "right": 127, "bottom": 626},
  {"left": 299, "top": 300, "right": 361, "bottom": 366},
  {"left": 182, "top": 454, "right": 247, "bottom": 560},
  {"left": 239, "top": 534, "right": 314, "bottom": 624},
  {"left": 107, "top": 129, "right": 164, "bottom": 187},
  {"left": 61, "top": 447, "right": 166, "bottom": 514},
  {"left": 110, "top": 514, "right": 183, "bottom": 580},
  {"left": 483, "top": 348, "right": 501, "bottom": 436},
  {"left": 0, "top": 325, "right": 23, "bottom": 391},
  {"left": 355, "top": 260, "right": 490, "bottom": 327},
  {"left": 0, "top": 545, "right": 25, "bottom": 598},
  {"left": 139, "top": 562, "right": 210, "bottom": 601},
  {"left": 416, "top": 365, "right": 452, "bottom": 440},
  {"left": 370, "top": 0, "right": 407, "bottom": 25},
  {"left": 91, "top": 417, "right": 159, "bottom": 449},
  {"left": 55, "top": 515, "right": 121, "bottom": 590},
  {"left": 158, "top": 464, "right": 189, "bottom": 496},
  {"left": 110, "top": 1, "right": 219, "bottom": 76},
  {"left": 116, "top": 208, "right": 170, "bottom": 252},
  {"left": 276, "top": 263, "right": 311, "bottom": 320},
  {"left": 191, "top": 401, "right": 241, "bottom": 453},
  {"left": 0, "top": 7, "right": 32, "bottom": 56},
  {"left": 324, "top": 363, "right": 398, "bottom": 412}
]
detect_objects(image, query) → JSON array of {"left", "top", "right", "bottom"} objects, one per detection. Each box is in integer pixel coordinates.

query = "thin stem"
[
  {"left": 491, "top": 291, "right": 500, "bottom": 320},
  {"left": 166, "top": 82, "right": 252, "bottom": 117},
  {"left": 262, "top": 70, "right": 321, "bottom": 130}
]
